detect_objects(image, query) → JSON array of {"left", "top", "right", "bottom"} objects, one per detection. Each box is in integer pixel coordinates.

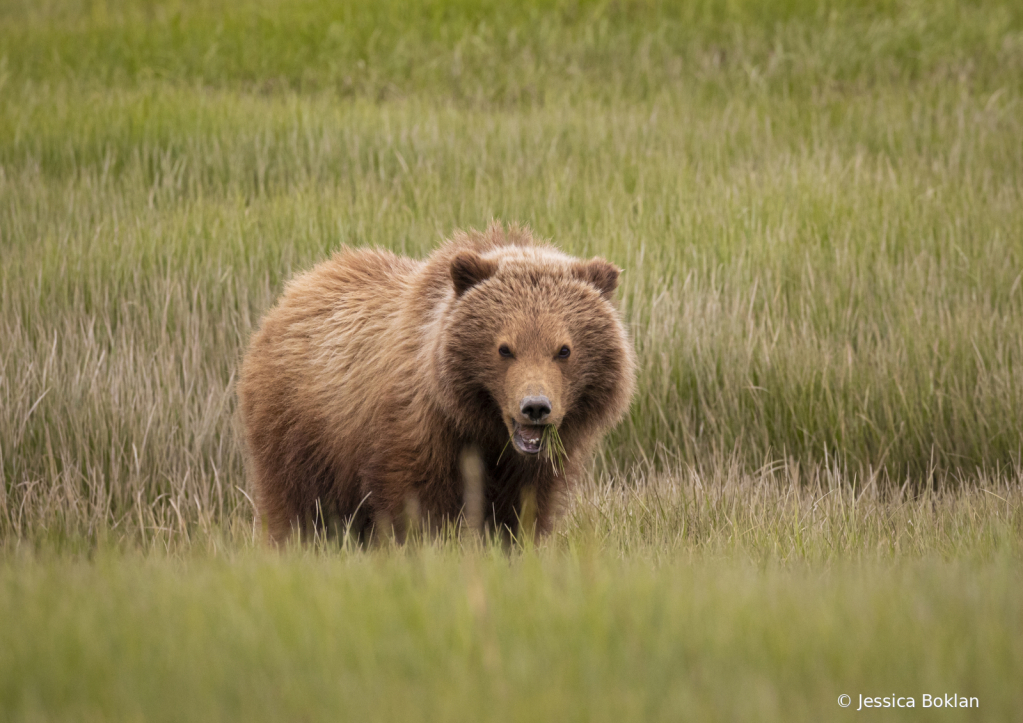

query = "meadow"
[{"left": 2, "top": 0, "right": 1023, "bottom": 720}]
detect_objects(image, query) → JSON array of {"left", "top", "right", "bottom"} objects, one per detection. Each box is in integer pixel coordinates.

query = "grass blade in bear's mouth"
[{"left": 541, "top": 424, "right": 567, "bottom": 475}]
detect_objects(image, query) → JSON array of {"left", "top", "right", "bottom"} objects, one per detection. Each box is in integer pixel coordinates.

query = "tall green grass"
[
  {"left": 1, "top": 0, "right": 1023, "bottom": 536},
  {"left": 4, "top": 0, "right": 1019, "bottom": 100},
  {"left": 3, "top": 470, "right": 1023, "bottom": 720},
  {"left": 2, "top": 2, "right": 1022, "bottom": 720},
  {"left": 3, "top": 548, "right": 1021, "bottom": 722}
]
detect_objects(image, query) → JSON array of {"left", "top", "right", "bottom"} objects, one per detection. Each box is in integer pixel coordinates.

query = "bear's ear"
[
  {"left": 451, "top": 252, "right": 498, "bottom": 297},
  {"left": 575, "top": 257, "right": 620, "bottom": 299}
]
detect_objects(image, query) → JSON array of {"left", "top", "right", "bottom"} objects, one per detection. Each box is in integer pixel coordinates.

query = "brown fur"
[{"left": 238, "top": 223, "right": 636, "bottom": 544}]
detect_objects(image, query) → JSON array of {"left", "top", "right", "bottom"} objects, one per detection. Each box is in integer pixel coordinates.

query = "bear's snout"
[{"left": 520, "top": 395, "right": 552, "bottom": 423}]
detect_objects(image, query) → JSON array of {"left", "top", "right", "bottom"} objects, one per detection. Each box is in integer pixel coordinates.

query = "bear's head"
[{"left": 439, "top": 244, "right": 636, "bottom": 458}]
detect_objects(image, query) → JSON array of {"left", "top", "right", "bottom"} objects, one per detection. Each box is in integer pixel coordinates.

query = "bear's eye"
[
  {"left": 499, "top": 344, "right": 513, "bottom": 358},
  {"left": 558, "top": 345, "right": 571, "bottom": 359}
]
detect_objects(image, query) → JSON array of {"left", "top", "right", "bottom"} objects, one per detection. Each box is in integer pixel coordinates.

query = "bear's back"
[{"left": 239, "top": 247, "right": 423, "bottom": 477}]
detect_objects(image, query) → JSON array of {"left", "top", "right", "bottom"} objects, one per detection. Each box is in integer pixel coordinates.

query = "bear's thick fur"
[{"left": 238, "top": 223, "right": 635, "bottom": 543}]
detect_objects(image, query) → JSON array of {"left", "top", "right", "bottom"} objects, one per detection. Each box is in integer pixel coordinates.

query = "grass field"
[{"left": 2, "top": 0, "right": 1023, "bottom": 720}]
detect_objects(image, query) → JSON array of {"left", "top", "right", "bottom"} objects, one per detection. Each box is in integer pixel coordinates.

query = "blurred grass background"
[
  {"left": 1, "top": 1, "right": 1023, "bottom": 720},
  {"left": 2, "top": 548, "right": 1021, "bottom": 722}
]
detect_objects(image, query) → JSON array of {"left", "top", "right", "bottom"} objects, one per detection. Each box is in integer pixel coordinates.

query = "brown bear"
[{"left": 238, "top": 223, "right": 635, "bottom": 544}]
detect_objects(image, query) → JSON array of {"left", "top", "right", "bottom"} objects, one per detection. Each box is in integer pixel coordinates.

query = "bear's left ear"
[
  {"left": 575, "top": 258, "right": 620, "bottom": 299},
  {"left": 451, "top": 251, "right": 498, "bottom": 297}
]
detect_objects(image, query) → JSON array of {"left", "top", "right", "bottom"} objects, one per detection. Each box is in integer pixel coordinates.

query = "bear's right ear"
[{"left": 451, "top": 252, "right": 498, "bottom": 297}]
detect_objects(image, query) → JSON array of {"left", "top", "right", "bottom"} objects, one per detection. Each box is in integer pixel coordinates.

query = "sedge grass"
[
  {"left": 0, "top": 0, "right": 1020, "bottom": 562},
  {"left": 1, "top": 475, "right": 1021, "bottom": 722},
  {"left": 5, "top": 82, "right": 1023, "bottom": 541},
  {"left": 542, "top": 424, "right": 567, "bottom": 476},
  {"left": 0, "top": 2, "right": 1022, "bottom": 718}
]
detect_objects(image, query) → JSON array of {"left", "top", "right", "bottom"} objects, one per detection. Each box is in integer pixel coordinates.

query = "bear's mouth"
[{"left": 512, "top": 423, "right": 544, "bottom": 455}]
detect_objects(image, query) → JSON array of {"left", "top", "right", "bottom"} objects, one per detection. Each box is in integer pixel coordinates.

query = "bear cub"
[{"left": 238, "top": 223, "right": 635, "bottom": 543}]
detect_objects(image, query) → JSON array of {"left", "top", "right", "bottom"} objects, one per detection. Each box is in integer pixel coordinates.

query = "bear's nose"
[{"left": 520, "top": 396, "right": 552, "bottom": 423}]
